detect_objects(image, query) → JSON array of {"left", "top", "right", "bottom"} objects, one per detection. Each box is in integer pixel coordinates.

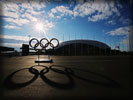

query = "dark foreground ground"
[{"left": 0, "top": 55, "right": 132, "bottom": 100}]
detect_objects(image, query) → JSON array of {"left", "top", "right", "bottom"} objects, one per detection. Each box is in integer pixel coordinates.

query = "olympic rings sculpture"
[{"left": 29, "top": 38, "right": 59, "bottom": 52}]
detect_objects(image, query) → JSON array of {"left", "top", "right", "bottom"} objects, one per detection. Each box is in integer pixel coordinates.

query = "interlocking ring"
[
  {"left": 29, "top": 38, "right": 59, "bottom": 52},
  {"left": 50, "top": 38, "right": 59, "bottom": 48}
]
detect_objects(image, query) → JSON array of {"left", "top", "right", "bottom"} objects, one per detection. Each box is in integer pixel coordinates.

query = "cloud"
[
  {"left": 49, "top": 5, "right": 73, "bottom": 18},
  {"left": 0, "top": 34, "right": 27, "bottom": 48},
  {"left": 0, "top": 0, "right": 124, "bottom": 33},
  {"left": 73, "top": 2, "right": 94, "bottom": 17},
  {"left": 0, "top": 35, "right": 29, "bottom": 41},
  {"left": 0, "top": 1, "right": 19, "bottom": 18},
  {"left": 3, "top": 25, "right": 21, "bottom": 29},
  {"left": 29, "top": 0, "right": 46, "bottom": 10},
  {"left": 119, "top": 17, "right": 131, "bottom": 25},
  {"left": 88, "top": 13, "right": 109, "bottom": 22},
  {"left": 1, "top": 0, "right": 54, "bottom": 34},
  {"left": 106, "top": 17, "right": 130, "bottom": 25},
  {"left": 3, "top": 17, "right": 30, "bottom": 26},
  {"left": 121, "top": 38, "right": 129, "bottom": 45},
  {"left": 0, "top": 38, "right": 26, "bottom": 43},
  {"left": 41, "top": 20, "right": 54, "bottom": 33},
  {"left": 0, "top": 43, "right": 22, "bottom": 48},
  {"left": 48, "top": 13, "right": 55, "bottom": 18},
  {"left": 107, "top": 26, "right": 130, "bottom": 36},
  {"left": 87, "top": 0, "right": 120, "bottom": 22},
  {"left": 106, "top": 20, "right": 116, "bottom": 25},
  {"left": 51, "top": 8, "right": 57, "bottom": 13},
  {"left": 48, "top": 0, "right": 121, "bottom": 22},
  {"left": 0, "top": 35, "right": 33, "bottom": 48},
  {"left": 21, "top": 13, "right": 38, "bottom": 22},
  {"left": 0, "top": 34, "right": 54, "bottom": 47},
  {"left": 0, "top": 0, "right": 46, "bottom": 29}
]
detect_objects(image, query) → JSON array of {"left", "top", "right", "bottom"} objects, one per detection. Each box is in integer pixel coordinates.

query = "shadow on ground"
[
  {"left": 51, "top": 65, "right": 121, "bottom": 88},
  {"left": 3, "top": 64, "right": 121, "bottom": 90}
]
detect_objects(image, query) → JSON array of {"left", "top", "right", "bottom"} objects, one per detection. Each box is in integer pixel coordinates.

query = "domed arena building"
[{"left": 49, "top": 40, "right": 111, "bottom": 56}]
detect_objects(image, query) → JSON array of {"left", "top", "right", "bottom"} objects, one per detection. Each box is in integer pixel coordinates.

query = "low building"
[{"left": 49, "top": 40, "right": 111, "bottom": 56}]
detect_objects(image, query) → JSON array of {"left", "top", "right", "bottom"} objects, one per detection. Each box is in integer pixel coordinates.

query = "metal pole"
[
  {"left": 110, "top": 38, "right": 112, "bottom": 55},
  {"left": 63, "top": 33, "right": 64, "bottom": 56},
  {"left": 118, "top": 36, "right": 120, "bottom": 55},
  {"left": 81, "top": 33, "right": 83, "bottom": 56},
  {"left": 114, "top": 36, "right": 117, "bottom": 56},
  {"left": 69, "top": 32, "right": 70, "bottom": 56},
  {"left": 76, "top": 33, "right": 77, "bottom": 56},
  {"left": 127, "top": 35, "right": 129, "bottom": 55},
  {"left": 48, "top": 55, "right": 50, "bottom": 59},
  {"left": 88, "top": 33, "right": 89, "bottom": 56},
  {"left": 122, "top": 37, "right": 125, "bottom": 56},
  {"left": 104, "top": 34, "right": 106, "bottom": 56},
  {"left": 28, "top": 35, "right": 30, "bottom": 54},
  {"left": 99, "top": 34, "right": 101, "bottom": 56},
  {"left": 38, "top": 51, "right": 40, "bottom": 66},
  {"left": 28, "top": 35, "right": 30, "bottom": 42},
  {"left": 93, "top": 32, "right": 95, "bottom": 56}
]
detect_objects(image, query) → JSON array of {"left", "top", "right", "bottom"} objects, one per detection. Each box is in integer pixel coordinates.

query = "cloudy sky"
[{"left": 0, "top": 0, "right": 132, "bottom": 51}]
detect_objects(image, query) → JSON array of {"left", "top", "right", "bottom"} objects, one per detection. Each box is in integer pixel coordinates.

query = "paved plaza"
[{"left": 0, "top": 55, "right": 132, "bottom": 100}]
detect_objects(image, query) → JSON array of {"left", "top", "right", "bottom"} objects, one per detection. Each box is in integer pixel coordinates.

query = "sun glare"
[{"left": 35, "top": 22, "right": 44, "bottom": 32}]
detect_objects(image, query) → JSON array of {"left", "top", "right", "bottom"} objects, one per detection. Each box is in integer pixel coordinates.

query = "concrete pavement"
[{"left": 0, "top": 55, "right": 132, "bottom": 100}]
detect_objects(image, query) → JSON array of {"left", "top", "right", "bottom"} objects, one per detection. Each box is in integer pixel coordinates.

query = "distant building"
[
  {"left": 0, "top": 46, "right": 17, "bottom": 57},
  {"left": 0, "top": 46, "right": 14, "bottom": 53},
  {"left": 21, "top": 44, "right": 29, "bottom": 56},
  {"left": 49, "top": 40, "right": 111, "bottom": 56},
  {"left": 22, "top": 40, "right": 130, "bottom": 56}
]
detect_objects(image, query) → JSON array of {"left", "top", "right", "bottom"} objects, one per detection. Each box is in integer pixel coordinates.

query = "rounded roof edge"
[{"left": 57, "top": 40, "right": 110, "bottom": 49}]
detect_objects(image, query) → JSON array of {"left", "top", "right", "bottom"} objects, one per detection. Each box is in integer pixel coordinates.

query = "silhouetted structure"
[
  {"left": 0, "top": 46, "right": 16, "bottom": 57},
  {"left": 50, "top": 40, "right": 111, "bottom": 56},
  {"left": 23, "top": 40, "right": 132, "bottom": 56},
  {"left": 0, "top": 46, "right": 14, "bottom": 53},
  {"left": 21, "top": 44, "right": 29, "bottom": 56}
]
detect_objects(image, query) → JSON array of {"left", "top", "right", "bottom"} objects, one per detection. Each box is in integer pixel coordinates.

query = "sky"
[{"left": 0, "top": 0, "right": 132, "bottom": 51}]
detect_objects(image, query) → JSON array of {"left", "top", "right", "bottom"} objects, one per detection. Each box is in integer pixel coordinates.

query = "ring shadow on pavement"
[
  {"left": 3, "top": 67, "right": 39, "bottom": 89},
  {"left": 50, "top": 65, "right": 121, "bottom": 88},
  {"left": 40, "top": 66, "right": 75, "bottom": 89},
  {"left": 3, "top": 64, "right": 120, "bottom": 90},
  {"left": 3, "top": 65, "right": 75, "bottom": 90}
]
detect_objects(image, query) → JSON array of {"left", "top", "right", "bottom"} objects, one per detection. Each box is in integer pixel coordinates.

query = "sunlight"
[
  {"left": 35, "top": 22, "right": 44, "bottom": 32},
  {"left": 33, "top": 21, "right": 50, "bottom": 40}
]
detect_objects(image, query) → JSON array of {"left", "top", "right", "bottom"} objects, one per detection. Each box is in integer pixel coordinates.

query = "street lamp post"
[{"left": 28, "top": 35, "right": 31, "bottom": 42}]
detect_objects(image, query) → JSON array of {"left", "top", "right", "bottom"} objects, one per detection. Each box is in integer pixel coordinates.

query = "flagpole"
[
  {"left": 81, "top": 33, "right": 82, "bottom": 56},
  {"left": 87, "top": 33, "right": 89, "bottom": 56},
  {"left": 63, "top": 33, "right": 64, "bottom": 56},
  {"left": 93, "top": 32, "right": 95, "bottom": 56},
  {"left": 104, "top": 34, "right": 106, "bottom": 56},
  {"left": 69, "top": 32, "right": 70, "bottom": 56}
]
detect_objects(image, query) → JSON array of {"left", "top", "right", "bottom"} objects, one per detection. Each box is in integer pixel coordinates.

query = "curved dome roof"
[{"left": 56, "top": 40, "right": 110, "bottom": 49}]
